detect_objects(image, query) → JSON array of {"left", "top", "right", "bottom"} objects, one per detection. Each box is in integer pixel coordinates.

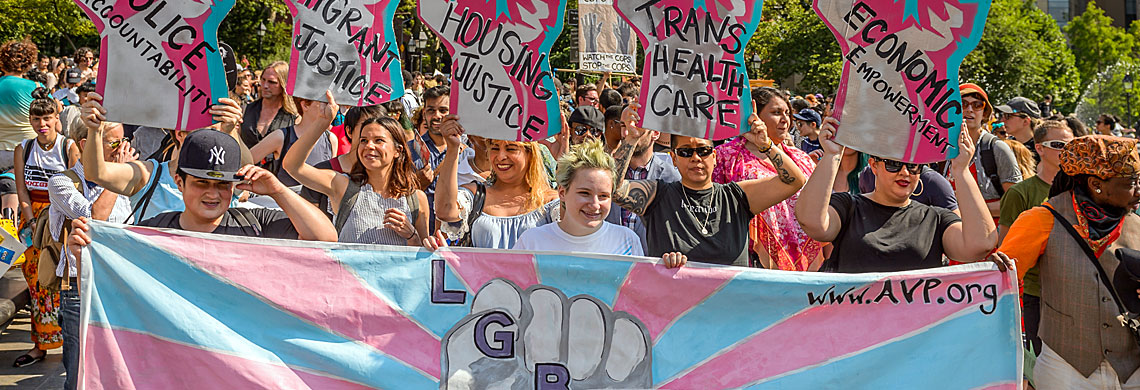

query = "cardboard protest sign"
[
  {"left": 815, "top": 0, "right": 990, "bottom": 163},
  {"left": 419, "top": 0, "right": 566, "bottom": 141},
  {"left": 282, "top": 0, "right": 405, "bottom": 105},
  {"left": 72, "top": 0, "right": 234, "bottom": 130},
  {"left": 614, "top": 0, "right": 762, "bottom": 140},
  {"left": 579, "top": 0, "right": 639, "bottom": 73},
  {"left": 82, "top": 222, "right": 1022, "bottom": 388}
]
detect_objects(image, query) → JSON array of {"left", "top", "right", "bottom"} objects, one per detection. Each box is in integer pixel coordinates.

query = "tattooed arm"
[
  {"left": 612, "top": 104, "right": 659, "bottom": 215},
  {"left": 735, "top": 114, "right": 807, "bottom": 215}
]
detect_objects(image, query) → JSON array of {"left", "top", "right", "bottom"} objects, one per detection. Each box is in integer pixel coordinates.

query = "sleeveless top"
[
  {"left": 337, "top": 184, "right": 412, "bottom": 245},
  {"left": 23, "top": 136, "right": 70, "bottom": 202},
  {"left": 440, "top": 186, "right": 560, "bottom": 249}
]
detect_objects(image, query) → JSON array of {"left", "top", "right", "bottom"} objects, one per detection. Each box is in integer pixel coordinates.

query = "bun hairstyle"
[{"left": 28, "top": 87, "right": 58, "bottom": 117}]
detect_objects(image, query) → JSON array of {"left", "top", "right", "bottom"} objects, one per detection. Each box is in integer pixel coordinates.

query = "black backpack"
[{"left": 977, "top": 135, "right": 1005, "bottom": 198}]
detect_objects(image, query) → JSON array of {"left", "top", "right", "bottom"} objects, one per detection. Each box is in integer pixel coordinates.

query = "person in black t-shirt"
[
  {"left": 611, "top": 104, "right": 808, "bottom": 267},
  {"left": 68, "top": 129, "right": 338, "bottom": 257},
  {"left": 795, "top": 118, "right": 998, "bottom": 273}
]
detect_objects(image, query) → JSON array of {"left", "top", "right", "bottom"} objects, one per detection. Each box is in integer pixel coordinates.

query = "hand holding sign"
[
  {"left": 818, "top": 117, "right": 845, "bottom": 155},
  {"left": 741, "top": 113, "right": 771, "bottom": 151},
  {"left": 418, "top": 0, "right": 566, "bottom": 142},
  {"left": 949, "top": 124, "right": 975, "bottom": 174},
  {"left": 282, "top": 0, "right": 404, "bottom": 105},
  {"left": 614, "top": 0, "right": 764, "bottom": 141},
  {"left": 813, "top": 0, "right": 990, "bottom": 163}
]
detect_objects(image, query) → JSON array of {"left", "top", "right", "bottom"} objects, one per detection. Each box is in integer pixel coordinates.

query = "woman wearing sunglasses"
[
  {"left": 713, "top": 87, "right": 822, "bottom": 271},
  {"left": 795, "top": 119, "right": 998, "bottom": 273}
]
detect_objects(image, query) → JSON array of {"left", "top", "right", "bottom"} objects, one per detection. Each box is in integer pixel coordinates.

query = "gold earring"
[{"left": 912, "top": 179, "right": 925, "bottom": 196}]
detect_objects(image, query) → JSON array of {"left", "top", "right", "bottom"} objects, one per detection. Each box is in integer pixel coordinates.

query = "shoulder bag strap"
[
  {"left": 230, "top": 208, "right": 263, "bottom": 236},
  {"left": 333, "top": 178, "right": 363, "bottom": 232},
  {"left": 1044, "top": 205, "right": 1132, "bottom": 319},
  {"left": 979, "top": 136, "right": 1005, "bottom": 197},
  {"left": 130, "top": 162, "right": 163, "bottom": 222},
  {"left": 405, "top": 191, "right": 420, "bottom": 226}
]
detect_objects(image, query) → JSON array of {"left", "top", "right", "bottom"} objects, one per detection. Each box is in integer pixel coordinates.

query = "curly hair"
[
  {"left": 555, "top": 139, "right": 616, "bottom": 191},
  {"left": 0, "top": 39, "right": 38, "bottom": 74},
  {"left": 349, "top": 117, "right": 418, "bottom": 198}
]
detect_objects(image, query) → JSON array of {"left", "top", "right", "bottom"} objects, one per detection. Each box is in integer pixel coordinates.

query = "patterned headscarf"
[{"left": 1060, "top": 135, "right": 1139, "bottom": 180}]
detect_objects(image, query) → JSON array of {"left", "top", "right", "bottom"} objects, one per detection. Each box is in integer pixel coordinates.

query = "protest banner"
[
  {"left": 282, "top": 0, "right": 405, "bottom": 105},
  {"left": 579, "top": 0, "right": 639, "bottom": 73},
  {"left": 80, "top": 222, "right": 1022, "bottom": 389},
  {"left": 814, "top": 0, "right": 991, "bottom": 163},
  {"left": 418, "top": 0, "right": 566, "bottom": 142},
  {"left": 614, "top": 0, "right": 763, "bottom": 141},
  {"left": 72, "top": 0, "right": 234, "bottom": 130}
]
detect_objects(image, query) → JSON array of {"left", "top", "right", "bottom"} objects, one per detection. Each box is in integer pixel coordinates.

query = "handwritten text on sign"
[
  {"left": 815, "top": 0, "right": 990, "bottom": 163},
  {"left": 284, "top": 0, "right": 405, "bottom": 105},
  {"left": 615, "top": 0, "right": 762, "bottom": 140},
  {"left": 419, "top": 0, "right": 565, "bottom": 141},
  {"left": 73, "top": 0, "right": 233, "bottom": 130}
]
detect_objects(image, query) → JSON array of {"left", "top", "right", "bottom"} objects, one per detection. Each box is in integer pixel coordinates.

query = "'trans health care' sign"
[
  {"left": 283, "top": 0, "right": 405, "bottom": 105},
  {"left": 815, "top": 0, "right": 990, "bottom": 163},
  {"left": 73, "top": 0, "right": 233, "bottom": 131},
  {"left": 419, "top": 0, "right": 565, "bottom": 142},
  {"left": 615, "top": 0, "right": 763, "bottom": 141}
]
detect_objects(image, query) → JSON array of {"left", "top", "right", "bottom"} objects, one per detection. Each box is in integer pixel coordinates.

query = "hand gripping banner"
[
  {"left": 418, "top": 0, "right": 566, "bottom": 142},
  {"left": 814, "top": 0, "right": 991, "bottom": 163},
  {"left": 614, "top": 0, "right": 763, "bottom": 141},
  {"left": 283, "top": 0, "right": 405, "bottom": 105},
  {"left": 72, "top": 0, "right": 235, "bottom": 130},
  {"left": 80, "top": 222, "right": 1022, "bottom": 389}
]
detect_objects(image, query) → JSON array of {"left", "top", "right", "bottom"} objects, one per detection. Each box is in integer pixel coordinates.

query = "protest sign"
[
  {"left": 815, "top": 0, "right": 991, "bottom": 163},
  {"left": 579, "top": 0, "right": 639, "bottom": 73},
  {"left": 282, "top": 0, "right": 405, "bottom": 105},
  {"left": 614, "top": 0, "right": 763, "bottom": 141},
  {"left": 418, "top": 0, "right": 565, "bottom": 142},
  {"left": 72, "top": 0, "right": 234, "bottom": 130},
  {"left": 81, "top": 222, "right": 1022, "bottom": 389}
]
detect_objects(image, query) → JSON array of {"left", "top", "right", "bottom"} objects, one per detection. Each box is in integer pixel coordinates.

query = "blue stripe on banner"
[
  {"left": 745, "top": 297, "right": 1020, "bottom": 389},
  {"left": 330, "top": 248, "right": 472, "bottom": 337},
  {"left": 652, "top": 272, "right": 871, "bottom": 382},
  {"left": 86, "top": 227, "right": 438, "bottom": 388},
  {"left": 534, "top": 254, "right": 635, "bottom": 307}
]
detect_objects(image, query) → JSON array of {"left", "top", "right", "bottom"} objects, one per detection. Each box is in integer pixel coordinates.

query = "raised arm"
[
  {"left": 281, "top": 91, "right": 347, "bottom": 205},
  {"left": 794, "top": 117, "right": 845, "bottom": 242},
  {"left": 236, "top": 164, "right": 337, "bottom": 242},
  {"left": 249, "top": 129, "right": 284, "bottom": 164},
  {"left": 612, "top": 103, "right": 658, "bottom": 215},
  {"left": 433, "top": 115, "right": 467, "bottom": 223},
  {"left": 942, "top": 125, "right": 999, "bottom": 262},
  {"left": 734, "top": 114, "right": 807, "bottom": 214},
  {"left": 79, "top": 93, "right": 154, "bottom": 196}
]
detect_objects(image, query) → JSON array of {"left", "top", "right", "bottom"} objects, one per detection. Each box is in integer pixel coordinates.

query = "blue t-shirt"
[{"left": 0, "top": 76, "right": 41, "bottom": 151}]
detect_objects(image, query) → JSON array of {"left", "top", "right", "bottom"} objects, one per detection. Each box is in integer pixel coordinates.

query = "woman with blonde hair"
[
  {"left": 429, "top": 116, "right": 559, "bottom": 249},
  {"left": 1002, "top": 138, "right": 1037, "bottom": 180}
]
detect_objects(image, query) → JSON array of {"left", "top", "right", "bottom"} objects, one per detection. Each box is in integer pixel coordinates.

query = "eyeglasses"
[
  {"left": 962, "top": 100, "right": 986, "bottom": 111},
  {"left": 1041, "top": 140, "right": 1068, "bottom": 150},
  {"left": 879, "top": 158, "right": 923, "bottom": 174},
  {"left": 572, "top": 125, "right": 602, "bottom": 138},
  {"left": 582, "top": 96, "right": 598, "bottom": 103},
  {"left": 674, "top": 146, "right": 714, "bottom": 158},
  {"left": 107, "top": 137, "right": 129, "bottom": 149},
  {"left": 1001, "top": 113, "right": 1027, "bottom": 120}
]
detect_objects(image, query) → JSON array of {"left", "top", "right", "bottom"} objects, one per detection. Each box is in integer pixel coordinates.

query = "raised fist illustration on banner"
[
  {"left": 614, "top": 0, "right": 764, "bottom": 141},
  {"left": 418, "top": 0, "right": 565, "bottom": 142},
  {"left": 283, "top": 0, "right": 404, "bottom": 105},
  {"left": 813, "top": 0, "right": 990, "bottom": 163},
  {"left": 442, "top": 278, "right": 652, "bottom": 389}
]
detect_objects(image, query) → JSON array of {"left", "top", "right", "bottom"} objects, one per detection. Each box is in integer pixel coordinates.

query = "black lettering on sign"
[{"left": 805, "top": 278, "right": 1002, "bottom": 315}]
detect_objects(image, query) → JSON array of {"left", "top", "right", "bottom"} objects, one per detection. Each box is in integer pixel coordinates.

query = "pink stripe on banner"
[
  {"left": 662, "top": 271, "right": 1013, "bottom": 388},
  {"left": 974, "top": 384, "right": 1019, "bottom": 390},
  {"left": 443, "top": 250, "right": 539, "bottom": 292},
  {"left": 131, "top": 229, "right": 441, "bottom": 380},
  {"left": 611, "top": 262, "right": 740, "bottom": 340},
  {"left": 84, "top": 324, "right": 370, "bottom": 390}
]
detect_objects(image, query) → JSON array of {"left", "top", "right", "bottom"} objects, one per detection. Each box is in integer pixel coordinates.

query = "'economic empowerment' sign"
[
  {"left": 73, "top": 0, "right": 234, "bottom": 130},
  {"left": 79, "top": 223, "right": 1022, "bottom": 389},
  {"left": 815, "top": 0, "right": 990, "bottom": 163}
]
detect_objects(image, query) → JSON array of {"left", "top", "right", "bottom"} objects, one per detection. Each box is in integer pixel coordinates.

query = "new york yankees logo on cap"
[{"left": 179, "top": 130, "right": 242, "bottom": 182}]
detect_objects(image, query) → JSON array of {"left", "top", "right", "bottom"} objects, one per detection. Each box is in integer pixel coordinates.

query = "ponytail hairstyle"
[
  {"left": 349, "top": 117, "right": 418, "bottom": 198},
  {"left": 28, "top": 87, "right": 58, "bottom": 117},
  {"left": 556, "top": 139, "right": 617, "bottom": 191},
  {"left": 1049, "top": 171, "right": 1090, "bottom": 198}
]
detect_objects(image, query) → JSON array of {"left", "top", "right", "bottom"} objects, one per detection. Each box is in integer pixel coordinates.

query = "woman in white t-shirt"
[{"left": 426, "top": 140, "right": 688, "bottom": 267}]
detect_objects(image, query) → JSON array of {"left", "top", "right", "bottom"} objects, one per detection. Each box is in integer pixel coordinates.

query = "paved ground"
[{"left": 0, "top": 311, "right": 64, "bottom": 389}]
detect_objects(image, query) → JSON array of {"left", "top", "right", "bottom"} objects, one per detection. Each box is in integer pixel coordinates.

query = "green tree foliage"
[
  {"left": 218, "top": 0, "right": 294, "bottom": 69},
  {"left": 0, "top": 0, "right": 97, "bottom": 56},
  {"left": 959, "top": 0, "right": 1080, "bottom": 112},
  {"left": 747, "top": 0, "right": 843, "bottom": 94},
  {"left": 1064, "top": 0, "right": 1136, "bottom": 91}
]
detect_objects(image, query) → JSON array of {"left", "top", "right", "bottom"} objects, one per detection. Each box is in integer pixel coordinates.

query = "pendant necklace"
[{"left": 682, "top": 186, "right": 714, "bottom": 235}]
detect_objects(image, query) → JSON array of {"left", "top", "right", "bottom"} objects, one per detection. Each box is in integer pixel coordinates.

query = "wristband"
[{"left": 755, "top": 138, "right": 773, "bottom": 154}]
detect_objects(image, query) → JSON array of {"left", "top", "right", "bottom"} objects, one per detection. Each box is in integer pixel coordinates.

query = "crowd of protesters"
[{"left": 0, "top": 37, "right": 1136, "bottom": 390}]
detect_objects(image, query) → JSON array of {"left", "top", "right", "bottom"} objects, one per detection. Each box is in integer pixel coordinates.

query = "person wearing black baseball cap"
[
  {"left": 568, "top": 106, "right": 605, "bottom": 146},
  {"left": 68, "top": 129, "right": 337, "bottom": 250}
]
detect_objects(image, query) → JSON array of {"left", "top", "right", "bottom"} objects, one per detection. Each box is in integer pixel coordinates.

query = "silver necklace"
[{"left": 682, "top": 186, "right": 714, "bottom": 235}]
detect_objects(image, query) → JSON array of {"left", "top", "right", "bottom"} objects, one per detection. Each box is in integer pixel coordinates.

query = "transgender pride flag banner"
[{"left": 79, "top": 222, "right": 1022, "bottom": 389}]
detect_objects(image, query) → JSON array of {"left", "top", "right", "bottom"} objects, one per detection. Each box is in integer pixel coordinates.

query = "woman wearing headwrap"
[{"left": 997, "top": 135, "right": 1140, "bottom": 388}]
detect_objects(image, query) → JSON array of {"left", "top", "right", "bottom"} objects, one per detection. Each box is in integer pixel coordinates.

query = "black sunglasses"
[
  {"left": 572, "top": 125, "right": 602, "bottom": 137},
  {"left": 879, "top": 158, "right": 923, "bottom": 174},
  {"left": 674, "top": 146, "right": 714, "bottom": 158}
]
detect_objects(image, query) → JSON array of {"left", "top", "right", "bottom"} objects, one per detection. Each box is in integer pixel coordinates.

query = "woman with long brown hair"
[{"left": 284, "top": 92, "right": 428, "bottom": 245}]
